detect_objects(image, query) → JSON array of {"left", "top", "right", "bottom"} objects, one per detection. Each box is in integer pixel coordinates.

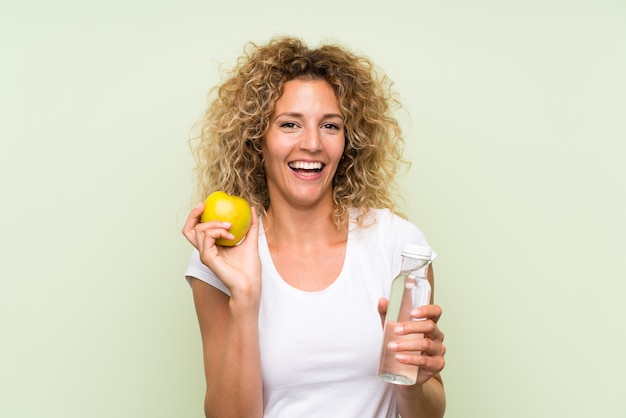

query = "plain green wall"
[{"left": 1, "top": 1, "right": 624, "bottom": 417}]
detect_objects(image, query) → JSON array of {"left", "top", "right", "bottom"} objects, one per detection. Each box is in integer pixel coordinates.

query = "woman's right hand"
[{"left": 182, "top": 204, "right": 262, "bottom": 298}]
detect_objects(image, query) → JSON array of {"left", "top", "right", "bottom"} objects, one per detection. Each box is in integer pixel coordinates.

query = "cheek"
[
  {"left": 262, "top": 132, "right": 289, "bottom": 157},
  {"left": 331, "top": 140, "right": 346, "bottom": 163},
  {"left": 261, "top": 148, "right": 286, "bottom": 181},
  {"left": 261, "top": 139, "right": 279, "bottom": 166}
]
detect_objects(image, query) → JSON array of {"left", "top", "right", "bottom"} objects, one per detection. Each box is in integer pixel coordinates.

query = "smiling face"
[{"left": 262, "top": 78, "right": 345, "bottom": 211}]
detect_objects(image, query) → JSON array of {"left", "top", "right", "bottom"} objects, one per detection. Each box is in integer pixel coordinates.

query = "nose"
[{"left": 299, "top": 128, "right": 322, "bottom": 152}]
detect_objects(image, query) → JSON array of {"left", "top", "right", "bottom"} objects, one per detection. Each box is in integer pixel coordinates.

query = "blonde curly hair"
[{"left": 190, "top": 36, "right": 408, "bottom": 226}]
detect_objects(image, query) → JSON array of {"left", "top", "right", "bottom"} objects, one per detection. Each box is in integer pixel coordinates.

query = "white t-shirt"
[{"left": 185, "top": 208, "right": 436, "bottom": 418}]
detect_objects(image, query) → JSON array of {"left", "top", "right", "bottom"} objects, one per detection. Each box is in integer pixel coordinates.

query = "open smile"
[{"left": 288, "top": 161, "right": 325, "bottom": 176}]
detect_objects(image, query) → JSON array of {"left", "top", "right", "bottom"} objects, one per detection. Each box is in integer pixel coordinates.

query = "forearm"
[
  {"left": 204, "top": 296, "right": 263, "bottom": 418},
  {"left": 396, "top": 375, "right": 446, "bottom": 418}
]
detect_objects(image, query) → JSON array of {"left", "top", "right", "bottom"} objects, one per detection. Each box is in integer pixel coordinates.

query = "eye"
[
  {"left": 322, "top": 123, "right": 341, "bottom": 131},
  {"left": 279, "top": 122, "right": 299, "bottom": 130}
]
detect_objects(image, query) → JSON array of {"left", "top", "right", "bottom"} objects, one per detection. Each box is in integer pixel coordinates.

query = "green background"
[{"left": 1, "top": 1, "right": 624, "bottom": 417}]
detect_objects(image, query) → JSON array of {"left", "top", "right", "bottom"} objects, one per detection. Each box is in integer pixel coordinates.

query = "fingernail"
[
  {"left": 395, "top": 354, "right": 408, "bottom": 362},
  {"left": 394, "top": 325, "right": 404, "bottom": 334},
  {"left": 387, "top": 342, "right": 398, "bottom": 350}
]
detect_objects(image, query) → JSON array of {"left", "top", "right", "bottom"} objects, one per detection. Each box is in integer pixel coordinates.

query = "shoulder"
[
  {"left": 354, "top": 208, "right": 426, "bottom": 239},
  {"left": 350, "top": 208, "right": 434, "bottom": 259}
]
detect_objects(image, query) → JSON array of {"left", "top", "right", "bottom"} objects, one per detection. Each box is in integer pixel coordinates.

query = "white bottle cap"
[{"left": 402, "top": 244, "right": 432, "bottom": 260}]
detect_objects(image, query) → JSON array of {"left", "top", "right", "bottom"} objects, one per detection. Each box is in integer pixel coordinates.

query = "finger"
[
  {"left": 377, "top": 297, "right": 388, "bottom": 316},
  {"left": 181, "top": 203, "right": 205, "bottom": 243},
  {"left": 395, "top": 349, "right": 445, "bottom": 374},
  {"left": 250, "top": 206, "right": 259, "bottom": 228},
  {"left": 201, "top": 225, "right": 235, "bottom": 249},
  {"left": 411, "top": 304, "right": 442, "bottom": 322},
  {"left": 395, "top": 319, "right": 444, "bottom": 342},
  {"left": 377, "top": 297, "right": 388, "bottom": 327},
  {"left": 388, "top": 335, "right": 445, "bottom": 356},
  {"left": 189, "top": 222, "right": 233, "bottom": 252},
  {"left": 394, "top": 338, "right": 447, "bottom": 386},
  {"left": 192, "top": 220, "right": 233, "bottom": 254},
  {"left": 242, "top": 206, "right": 260, "bottom": 245},
  {"left": 197, "top": 227, "right": 237, "bottom": 268},
  {"left": 415, "top": 351, "right": 446, "bottom": 374}
]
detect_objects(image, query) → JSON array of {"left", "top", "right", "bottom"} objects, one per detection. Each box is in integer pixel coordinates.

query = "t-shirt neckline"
[{"left": 258, "top": 216, "right": 352, "bottom": 295}]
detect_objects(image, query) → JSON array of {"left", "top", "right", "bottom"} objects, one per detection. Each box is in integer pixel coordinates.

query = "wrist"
[
  {"left": 396, "top": 376, "right": 446, "bottom": 418},
  {"left": 228, "top": 280, "right": 261, "bottom": 312}
]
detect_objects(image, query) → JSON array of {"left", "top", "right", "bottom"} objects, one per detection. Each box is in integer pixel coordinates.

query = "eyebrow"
[{"left": 273, "top": 112, "right": 344, "bottom": 120}]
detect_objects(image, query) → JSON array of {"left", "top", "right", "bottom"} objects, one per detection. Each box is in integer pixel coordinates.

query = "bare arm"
[
  {"left": 381, "top": 264, "right": 446, "bottom": 418},
  {"left": 396, "top": 373, "right": 445, "bottom": 418},
  {"left": 190, "top": 278, "right": 263, "bottom": 418},
  {"left": 183, "top": 205, "right": 264, "bottom": 417}
]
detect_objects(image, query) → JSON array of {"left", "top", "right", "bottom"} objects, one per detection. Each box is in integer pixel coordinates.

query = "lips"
[{"left": 288, "top": 161, "right": 324, "bottom": 175}]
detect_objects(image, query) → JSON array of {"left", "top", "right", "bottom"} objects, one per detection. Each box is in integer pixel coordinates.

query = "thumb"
[
  {"left": 377, "top": 297, "right": 388, "bottom": 327},
  {"left": 243, "top": 206, "right": 260, "bottom": 244}
]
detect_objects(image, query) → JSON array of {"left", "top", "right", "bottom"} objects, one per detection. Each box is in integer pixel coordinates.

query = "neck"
[{"left": 263, "top": 203, "right": 348, "bottom": 249}]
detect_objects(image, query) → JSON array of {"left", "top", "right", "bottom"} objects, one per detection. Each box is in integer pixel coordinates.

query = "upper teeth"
[{"left": 289, "top": 161, "right": 322, "bottom": 170}]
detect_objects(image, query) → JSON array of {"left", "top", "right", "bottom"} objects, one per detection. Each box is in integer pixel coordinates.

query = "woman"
[{"left": 182, "top": 37, "right": 446, "bottom": 418}]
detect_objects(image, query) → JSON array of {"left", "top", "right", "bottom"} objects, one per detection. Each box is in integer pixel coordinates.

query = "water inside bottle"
[{"left": 377, "top": 272, "right": 428, "bottom": 385}]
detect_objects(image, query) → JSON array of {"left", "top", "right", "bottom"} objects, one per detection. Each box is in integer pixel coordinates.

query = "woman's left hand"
[{"left": 377, "top": 300, "right": 446, "bottom": 386}]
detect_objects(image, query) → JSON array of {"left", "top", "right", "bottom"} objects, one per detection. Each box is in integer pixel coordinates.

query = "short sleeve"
[
  {"left": 372, "top": 209, "right": 437, "bottom": 278},
  {"left": 184, "top": 249, "right": 231, "bottom": 296}
]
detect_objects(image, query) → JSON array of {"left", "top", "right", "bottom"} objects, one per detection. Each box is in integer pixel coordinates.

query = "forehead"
[{"left": 274, "top": 78, "right": 340, "bottom": 112}]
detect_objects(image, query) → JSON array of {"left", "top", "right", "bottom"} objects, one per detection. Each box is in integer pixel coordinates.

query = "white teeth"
[{"left": 289, "top": 161, "right": 323, "bottom": 170}]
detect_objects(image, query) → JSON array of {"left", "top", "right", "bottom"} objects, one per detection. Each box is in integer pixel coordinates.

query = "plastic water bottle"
[{"left": 377, "top": 244, "right": 432, "bottom": 385}]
